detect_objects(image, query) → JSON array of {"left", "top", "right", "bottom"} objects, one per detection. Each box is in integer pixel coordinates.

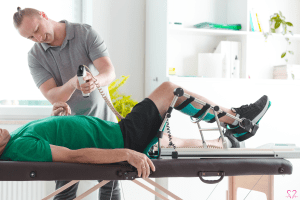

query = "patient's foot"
[{"left": 228, "top": 95, "right": 271, "bottom": 141}]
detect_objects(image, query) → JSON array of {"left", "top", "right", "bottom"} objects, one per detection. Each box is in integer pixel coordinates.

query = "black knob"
[
  {"left": 30, "top": 171, "right": 36, "bottom": 178},
  {"left": 214, "top": 106, "right": 219, "bottom": 111},
  {"left": 117, "top": 171, "right": 123, "bottom": 177},
  {"left": 173, "top": 88, "right": 184, "bottom": 97},
  {"left": 279, "top": 167, "right": 284, "bottom": 173}
]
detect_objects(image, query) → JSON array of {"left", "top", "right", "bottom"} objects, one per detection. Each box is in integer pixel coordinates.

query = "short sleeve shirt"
[
  {"left": 0, "top": 116, "right": 124, "bottom": 162},
  {"left": 28, "top": 20, "right": 117, "bottom": 122}
]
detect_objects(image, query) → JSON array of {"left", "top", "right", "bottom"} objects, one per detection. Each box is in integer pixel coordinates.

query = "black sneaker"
[{"left": 227, "top": 95, "right": 271, "bottom": 141}]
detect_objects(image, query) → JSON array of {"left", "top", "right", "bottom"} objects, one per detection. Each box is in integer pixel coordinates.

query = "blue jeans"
[{"left": 54, "top": 180, "right": 121, "bottom": 200}]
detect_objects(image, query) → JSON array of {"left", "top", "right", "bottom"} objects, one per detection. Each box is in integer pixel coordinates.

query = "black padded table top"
[{"left": 0, "top": 158, "right": 292, "bottom": 181}]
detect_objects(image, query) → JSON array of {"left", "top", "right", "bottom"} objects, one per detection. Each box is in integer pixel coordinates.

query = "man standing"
[{"left": 13, "top": 7, "right": 120, "bottom": 200}]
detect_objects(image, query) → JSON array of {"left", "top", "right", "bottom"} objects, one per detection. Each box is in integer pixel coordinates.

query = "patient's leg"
[
  {"left": 148, "top": 82, "right": 236, "bottom": 125},
  {"left": 159, "top": 132, "right": 223, "bottom": 148}
]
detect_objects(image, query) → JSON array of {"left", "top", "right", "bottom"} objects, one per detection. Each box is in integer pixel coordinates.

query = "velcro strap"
[
  {"left": 175, "top": 97, "right": 195, "bottom": 110},
  {"left": 192, "top": 104, "right": 210, "bottom": 118},
  {"left": 208, "top": 112, "right": 227, "bottom": 123}
]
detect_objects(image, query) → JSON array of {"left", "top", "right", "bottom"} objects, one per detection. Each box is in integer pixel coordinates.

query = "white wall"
[{"left": 92, "top": 0, "right": 146, "bottom": 102}]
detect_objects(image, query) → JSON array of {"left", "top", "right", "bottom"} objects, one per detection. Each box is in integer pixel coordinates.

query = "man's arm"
[
  {"left": 39, "top": 77, "right": 78, "bottom": 104},
  {"left": 50, "top": 145, "right": 155, "bottom": 178},
  {"left": 92, "top": 56, "right": 116, "bottom": 87},
  {"left": 40, "top": 56, "right": 115, "bottom": 103},
  {"left": 76, "top": 56, "right": 116, "bottom": 95}
]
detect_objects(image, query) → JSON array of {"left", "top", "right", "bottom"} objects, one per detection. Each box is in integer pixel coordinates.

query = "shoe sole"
[
  {"left": 251, "top": 96, "right": 271, "bottom": 125},
  {"left": 232, "top": 97, "right": 271, "bottom": 138}
]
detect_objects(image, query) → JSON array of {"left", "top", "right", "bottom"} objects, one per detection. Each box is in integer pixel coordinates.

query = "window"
[{"left": 0, "top": 0, "right": 82, "bottom": 105}]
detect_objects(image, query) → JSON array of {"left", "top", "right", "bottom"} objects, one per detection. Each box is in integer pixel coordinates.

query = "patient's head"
[{"left": 0, "top": 128, "right": 10, "bottom": 157}]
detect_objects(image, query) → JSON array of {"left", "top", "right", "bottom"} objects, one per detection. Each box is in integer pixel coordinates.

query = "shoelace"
[{"left": 232, "top": 104, "right": 254, "bottom": 114}]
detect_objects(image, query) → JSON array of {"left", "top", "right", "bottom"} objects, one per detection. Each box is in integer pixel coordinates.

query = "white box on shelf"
[
  {"left": 197, "top": 53, "right": 223, "bottom": 78},
  {"left": 273, "top": 65, "right": 300, "bottom": 80},
  {"left": 214, "top": 41, "right": 241, "bottom": 78}
]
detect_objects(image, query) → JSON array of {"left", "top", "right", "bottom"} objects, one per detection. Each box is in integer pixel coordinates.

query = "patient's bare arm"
[{"left": 50, "top": 145, "right": 155, "bottom": 178}]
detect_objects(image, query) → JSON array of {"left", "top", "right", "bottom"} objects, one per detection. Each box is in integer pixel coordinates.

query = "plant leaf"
[
  {"left": 279, "top": 11, "right": 283, "bottom": 17},
  {"left": 108, "top": 75, "right": 138, "bottom": 121},
  {"left": 270, "top": 28, "right": 275, "bottom": 33},
  {"left": 286, "top": 22, "right": 293, "bottom": 27},
  {"left": 275, "top": 21, "right": 281, "bottom": 29},
  {"left": 281, "top": 52, "right": 286, "bottom": 58},
  {"left": 288, "top": 51, "right": 294, "bottom": 55}
]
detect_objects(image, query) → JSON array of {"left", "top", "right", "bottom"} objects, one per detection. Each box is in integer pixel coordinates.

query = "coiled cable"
[{"left": 82, "top": 65, "right": 124, "bottom": 120}]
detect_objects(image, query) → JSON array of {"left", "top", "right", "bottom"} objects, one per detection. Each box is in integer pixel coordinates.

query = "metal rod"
[
  {"left": 213, "top": 109, "right": 228, "bottom": 149},
  {"left": 158, "top": 96, "right": 178, "bottom": 132},
  {"left": 199, "top": 128, "right": 219, "bottom": 131},
  {"left": 197, "top": 122, "right": 207, "bottom": 148},
  {"left": 158, "top": 95, "right": 179, "bottom": 158},
  {"left": 183, "top": 93, "right": 242, "bottom": 123}
]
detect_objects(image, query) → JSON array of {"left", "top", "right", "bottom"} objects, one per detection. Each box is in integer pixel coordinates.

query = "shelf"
[
  {"left": 168, "top": 76, "right": 300, "bottom": 85},
  {"left": 168, "top": 27, "right": 247, "bottom": 36},
  {"left": 169, "top": 27, "right": 300, "bottom": 41},
  {"left": 247, "top": 31, "right": 300, "bottom": 41}
]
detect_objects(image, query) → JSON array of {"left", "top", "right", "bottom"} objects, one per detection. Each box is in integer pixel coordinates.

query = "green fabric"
[
  {"left": 180, "top": 103, "right": 215, "bottom": 121},
  {"left": 143, "top": 137, "right": 159, "bottom": 159},
  {"left": 1, "top": 116, "right": 124, "bottom": 162},
  {"left": 194, "top": 22, "right": 242, "bottom": 30}
]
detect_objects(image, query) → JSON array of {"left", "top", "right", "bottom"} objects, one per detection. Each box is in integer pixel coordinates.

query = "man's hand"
[
  {"left": 51, "top": 102, "right": 71, "bottom": 116},
  {"left": 127, "top": 149, "right": 155, "bottom": 178},
  {"left": 73, "top": 72, "right": 98, "bottom": 94}
]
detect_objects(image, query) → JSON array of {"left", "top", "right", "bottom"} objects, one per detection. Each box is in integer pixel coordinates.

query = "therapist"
[{"left": 13, "top": 7, "right": 121, "bottom": 200}]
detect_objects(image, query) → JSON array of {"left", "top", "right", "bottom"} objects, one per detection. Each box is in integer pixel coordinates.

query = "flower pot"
[{"left": 270, "top": 21, "right": 283, "bottom": 33}]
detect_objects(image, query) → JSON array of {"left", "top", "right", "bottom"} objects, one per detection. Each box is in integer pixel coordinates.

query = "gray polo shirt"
[{"left": 28, "top": 20, "right": 117, "bottom": 122}]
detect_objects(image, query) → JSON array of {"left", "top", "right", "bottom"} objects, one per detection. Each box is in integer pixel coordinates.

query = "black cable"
[{"left": 167, "top": 119, "right": 176, "bottom": 149}]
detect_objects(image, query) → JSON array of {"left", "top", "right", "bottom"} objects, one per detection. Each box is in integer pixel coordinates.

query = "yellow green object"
[
  {"left": 169, "top": 67, "right": 176, "bottom": 75},
  {"left": 108, "top": 75, "right": 138, "bottom": 121}
]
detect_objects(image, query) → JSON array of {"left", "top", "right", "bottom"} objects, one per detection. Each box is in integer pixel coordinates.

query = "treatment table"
[{"left": 0, "top": 158, "right": 293, "bottom": 200}]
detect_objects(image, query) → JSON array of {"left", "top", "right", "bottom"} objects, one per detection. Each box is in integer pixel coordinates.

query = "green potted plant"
[
  {"left": 108, "top": 75, "right": 138, "bottom": 121},
  {"left": 269, "top": 11, "right": 293, "bottom": 34},
  {"left": 263, "top": 11, "right": 294, "bottom": 62}
]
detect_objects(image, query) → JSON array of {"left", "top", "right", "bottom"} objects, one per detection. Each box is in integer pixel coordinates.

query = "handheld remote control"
[{"left": 77, "top": 65, "right": 90, "bottom": 98}]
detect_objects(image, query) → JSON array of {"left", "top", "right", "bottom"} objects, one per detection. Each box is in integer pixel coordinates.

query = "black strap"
[
  {"left": 192, "top": 104, "right": 210, "bottom": 118},
  {"left": 174, "top": 97, "right": 195, "bottom": 110},
  {"left": 207, "top": 112, "right": 227, "bottom": 123}
]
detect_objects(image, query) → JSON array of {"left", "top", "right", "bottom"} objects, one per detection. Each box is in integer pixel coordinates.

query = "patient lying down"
[{"left": 0, "top": 82, "right": 270, "bottom": 178}]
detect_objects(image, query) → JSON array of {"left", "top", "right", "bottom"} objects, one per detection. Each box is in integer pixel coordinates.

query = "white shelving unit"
[
  {"left": 170, "top": 27, "right": 300, "bottom": 40},
  {"left": 145, "top": 0, "right": 300, "bottom": 96},
  {"left": 145, "top": 2, "right": 300, "bottom": 198}
]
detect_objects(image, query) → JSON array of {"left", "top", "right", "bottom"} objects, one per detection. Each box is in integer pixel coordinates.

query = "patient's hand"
[
  {"left": 51, "top": 102, "right": 71, "bottom": 116},
  {"left": 127, "top": 149, "right": 155, "bottom": 179}
]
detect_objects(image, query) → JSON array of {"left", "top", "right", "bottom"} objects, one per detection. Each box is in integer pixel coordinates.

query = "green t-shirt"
[{"left": 0, "top": 116, "right": 124, "bottom": 162}]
